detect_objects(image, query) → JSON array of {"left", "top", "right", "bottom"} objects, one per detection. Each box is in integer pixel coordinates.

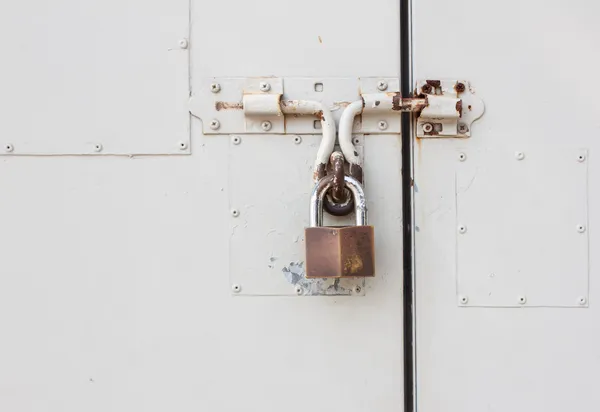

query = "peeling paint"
[{"left": 282, "top": 261, "right": 364, "bottom": 296}]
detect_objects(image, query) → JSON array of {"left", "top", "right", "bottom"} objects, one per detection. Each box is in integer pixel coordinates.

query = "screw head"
[
  {"left": 209, "top": 119, "right": 220, "bottom": 130},
  {"left": 458, "top": 225, "right": 467, "bottom": 234},
  {"left": 458, "top": 152, "right": 467, "bottom": 162},
  {"left": 422, "top": 123, "right": 434, "bottom": 133},
  {"left": 4, "top": 144, "right": 13, "bottom": 153},
  {"left": 210, "top": 83, "right": 221, "bottom": 93},
  {"left": 261, "top": 121, "right": 272, "bottom": 131},
  {"left": 293, "top": 136, "right": 302, "bottom": 145},
  {"left": 578, "top": 296, "right": 587, "bottom": 305},
  {"left": 455, "top": 82, "right": 466, "bottom": 92},
  {"left": 515, "top": 151, "right": 525, "bottom": 160},
  {"left": 577, "top": 224, "right": 586, "bottom": 233},
  {"left": 378, "top": 120, "right": 388, "bottom": 130},
  {"left": 421, "top": 84, "right": 433, "bottom": 94},
  {"left": 377, "top": 80, "right": 388, "bottom": 91},
  {"left": 458, "top": 123, "right": 469, "bottom": 134},
  {"left": 231, "top": 135, "right": 242, "bottom": 145},
  {"left": 259, "top": 82, "right": 271, "bottom": 92},
  {"left": 295, "top": 285, "right": 303, "bottom": 295},
  {"left": 231, "top": 209, "right": 240, "bottom": 218},
  {"left": 354, "top": 285, "right": 362, "bottom": 294},
  {"left": 93, "top": 143, "right": 103, "bottom": 152},
  {"left": 232, "top": 284, "right": 241, "bottom": 293},
  {"left": 518, "top": 296, "right": 527, "bottom": 305},
  {"left": 578, "top": 154, "right": 586, "bottom": 162},
  {"left": 178, "top": 38, "right": 189, "bottom": 49},
  {"left": 459, "top": 295, "right": 468, "bottom": 304},
  {"left": 178, "top": 141, "right": 188, "bottom": 150}
]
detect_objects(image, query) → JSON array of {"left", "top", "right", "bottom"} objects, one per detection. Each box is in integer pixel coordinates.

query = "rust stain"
[
  {"left": 344, "top": 254, "right": 363, "bottom": 274},
  {"left": 468, "top": 105, "right": 472, "bottom": 111},
  {"left": 456, "top": 100, "right": 463, "bottom": 118},
  {"left": 426, "top": 80, "right": 441, "bottom": 88},
  {"left": 392, "top": 92, "right": 428, "bottom": 112},
  {"left": 421, "top": 84, "right": 433, "bottom": 94},
  {"left": 215, "top": 101, "right": 243, "bottom": 111},
  {"left": 454, "top": 82, "right": 466, "bottom": 93},
  {"left": 318, "top": 35, "right": 323, "bottom": 44}
]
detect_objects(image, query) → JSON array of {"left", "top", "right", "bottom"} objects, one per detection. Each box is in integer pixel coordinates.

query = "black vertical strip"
[{"left": 400, "top": 0, "right": 414, "bottom": 411}]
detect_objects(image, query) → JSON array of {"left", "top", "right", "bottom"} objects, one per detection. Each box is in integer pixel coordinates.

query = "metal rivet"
[
  {"left": 518, "top": 296, "right": 527, "bottom": 304},
  {"left": 209, "top": 119, "right": 220, "bottom": 130},
  {"left": 94, "top": 143, "right": 103, "bottom": 153},
  {"left": 295, "top": 285, "right": 303, "bottom": 295},
  {"left": 458, "top": 225, "right": 467, "bottom": 234},
  {"left": 458, "top": 123, "right": 469, "bottom": 134},
  {"left": 178, "top": 38, "right": 189, "bottom": 49},
  {"left": 377, "top": 80, "right": 388, "bottom": 91},
  {"left": 259, "top": 82, "right": 271, "bottom": 92},
  {"left": 231, "top": 209, "right": 240, "bottom": 217},
  {"left": 4, "top": 144, "right": 13, "bottom": 153},
  {"left": 232, "top": 284, "right": 241, "bottom": 293},
  {"left": 577, "top": 224, "right": 586, "bottom": 233},
  {"left": 458, "top": 152, "right": 467, "bottom": 162},
  {"left": 354, "top": 285, "right": 362, "bottom": 294},
  {"left": 422, "top": 123, "right": 433, "bottom": 133},
  {"left": 459, "top": 295, "right": 468, "bottom": 304},
  {"left": 261, "top": 121, "right": 272, "bottom": 131},
  {"left": 293, "top": 136, "right": 302, "bottom": 145},
  {"left": 377, "top": 120, "right": 388, "bottom": 131},
  {"left": 578, "top": 296, "right": 587, "bottom": 305},
  {"left": 515, "top": 151, "right": 525, "bottom": 160},
  {"left": 353, "top": 138, "right": 360, "bottom": 145},
  {"left": 578, "top": 154, "right": 586, "bottom": 163},
  {"left": 210, "top": 83, "right": 221, "bottom": 93},
  {"left": 231, "top": 136, "right": 242, "bottom": 145},
  {"left": 178, "top": 141, "right": 187, "bottom": 150}
]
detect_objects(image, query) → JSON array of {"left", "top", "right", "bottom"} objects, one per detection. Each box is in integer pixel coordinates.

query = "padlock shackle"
[{"left": 309, "top": 175, "right": 367, "bottom": 227}]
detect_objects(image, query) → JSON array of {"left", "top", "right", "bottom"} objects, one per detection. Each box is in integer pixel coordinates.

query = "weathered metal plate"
[
  {"left": 0, "top": 0, "right": 189, "bottom": 155},
  {"left": 229, "top": 134, "right": 366, "bottom": 296},
  {"left": 456, "top": 147, "right": 588, "bottom": 307}
]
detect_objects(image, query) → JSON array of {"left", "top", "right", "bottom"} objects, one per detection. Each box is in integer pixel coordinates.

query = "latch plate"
[{"left": 415, "top": 79, "right": 484, "bottom": 138}]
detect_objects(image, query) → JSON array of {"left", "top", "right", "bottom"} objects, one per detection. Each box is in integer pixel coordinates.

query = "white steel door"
[{"left": 413, "top": 1, "right": 600, "bottom": 411}]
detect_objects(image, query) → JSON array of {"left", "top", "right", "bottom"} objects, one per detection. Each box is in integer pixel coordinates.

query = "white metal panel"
[
  {"left": 0, "top": 0, "right": 406, "bottom": 411},
  {"left": 456, "top": 148, "right": 588, "bottom": 307},
  {"left": 413, "top": 0, "right": 600, "bottom": 410},
  {"left": 0, "top": 0, "right": 190, "bottom": 155}
]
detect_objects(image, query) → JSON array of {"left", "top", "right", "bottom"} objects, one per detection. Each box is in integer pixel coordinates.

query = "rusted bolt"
[
  {"left": 261, "top": 121, "right": 272, "bottom": 131},
  {"left": 458, "top": 123, "right": 469, "bottom": 134},
  {"left": 210, "top": 83, "right": 221, "bottom": 93},
  {"left": 422, "top": 123, "right": 434, "bottom": 133},
  {"left": 378, "top": 120, "right": 388, "bottom": 130},
  {"left": 455, "top": 82, "right": 466, "bottom": 93},
  {"left": 377, "top": 80, "right": 388, "bottom": 91},
  {"left": 209, "top": 119, "right": 220, "bottom": 130},
  {"left": 421, "top": 84, "right": 433, "bottom": 94},
  {"left": 259, "top": 82, "right": 271, "bottom": 92}
]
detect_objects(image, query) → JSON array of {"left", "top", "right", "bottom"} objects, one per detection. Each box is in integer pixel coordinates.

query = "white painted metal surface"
[
  {"left": 0, "top": 0, "right": 405, "bottom": 411},
  {"left": 413, "top": 0, "right": 600, "bottom": 410}
]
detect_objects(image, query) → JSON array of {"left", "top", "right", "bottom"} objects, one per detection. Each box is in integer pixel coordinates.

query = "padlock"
[{"left": 305, "top": 174, "right": 375, "bottom": 278}]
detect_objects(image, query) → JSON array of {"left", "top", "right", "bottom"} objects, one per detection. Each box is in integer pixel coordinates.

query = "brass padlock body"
[{"left": 305, "top": 225, "right": 375, "bottom": 278}]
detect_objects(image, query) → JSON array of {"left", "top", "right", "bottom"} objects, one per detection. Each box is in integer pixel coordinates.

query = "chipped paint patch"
[{"left": 282, "top": 261, "right": 365, "bottom": 296}]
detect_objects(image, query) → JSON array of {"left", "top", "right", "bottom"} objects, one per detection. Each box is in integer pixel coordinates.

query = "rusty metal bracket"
[{"left": 415, "top": 79, "right": 484, "bottom": 138}]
